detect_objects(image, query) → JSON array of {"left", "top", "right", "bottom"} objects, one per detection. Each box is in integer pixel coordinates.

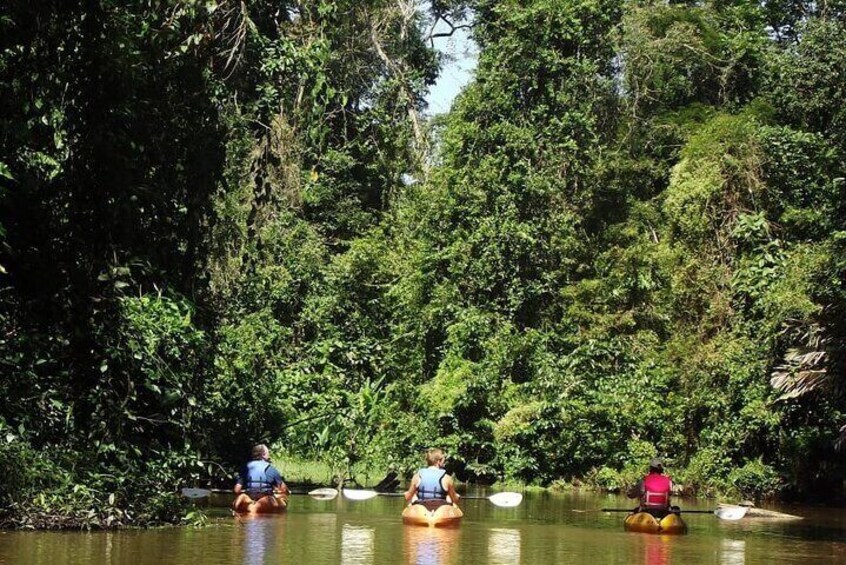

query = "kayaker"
[
  {"left": 627, "top": 457, "right": 677, "bottom": 517},
  {"left": 232, "top": 444, "right": 289, "bottom": 512},
  {"left": 404, "top": 448, "right": 460, "bottom": 511}
]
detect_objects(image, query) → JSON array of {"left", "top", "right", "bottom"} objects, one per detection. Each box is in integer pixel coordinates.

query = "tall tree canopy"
[{"left": 2, "top": 0, "right": 846, "bottom": 528}]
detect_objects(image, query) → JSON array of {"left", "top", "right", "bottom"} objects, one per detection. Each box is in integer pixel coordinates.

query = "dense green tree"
[
  {"left": 0, "top": 0, "right": 439, "bottom": 526},
  {"left": 3, "top": 0, "right": 846, "bottom": 528}
]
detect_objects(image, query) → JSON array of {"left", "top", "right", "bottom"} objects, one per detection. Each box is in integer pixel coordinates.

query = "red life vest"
[{"left": 641, "top": 472, "right": 672, "bottom": 509}]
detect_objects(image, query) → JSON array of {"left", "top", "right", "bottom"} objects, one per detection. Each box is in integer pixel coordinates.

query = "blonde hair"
[
  {"left": 251, "top": 444, "right": 269, "bottom": 460},
  {"left": 425, "top": 448, "right": 445, "bottom": 466}
]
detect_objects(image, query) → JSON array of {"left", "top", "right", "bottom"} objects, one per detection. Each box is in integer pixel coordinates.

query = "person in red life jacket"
[
  {"left": 403, "top": 448, "right": 460, "bottom": 511},
  {"left": 232, "top": 444, "right": 290, "bottom": 513},
  {"left": 627, "top": 458, "right": 678, "bottom": 517}
]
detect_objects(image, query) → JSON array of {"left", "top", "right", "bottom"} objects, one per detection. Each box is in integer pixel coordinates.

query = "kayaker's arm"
[
  {"left": 234, "top": 483, "right": 243, "bottom": 494},
  {"left": 404, "top": 474, "right": 420, "bottom": 502},
  {"left": 627, "top": 479, "right": 643, "bottom": 499},
  {"left": 444, "top": 474, "right": 460, "bottom": 505},
  {"left": 268, "top": 465, "right": 289, "bottom": 495}
]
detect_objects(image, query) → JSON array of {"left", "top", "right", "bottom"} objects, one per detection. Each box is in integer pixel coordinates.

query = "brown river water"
[{"left": 1, "top": 491, "right": 844, "bottom": 564}]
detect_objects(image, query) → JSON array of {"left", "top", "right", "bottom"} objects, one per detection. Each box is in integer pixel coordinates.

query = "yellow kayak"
[
  {"left": 624, "top": 511, "right": 687, "bottom": 535},
  {"left": 232, "top": 493, "right": 289, "bottom": 515},
  {"left": 402, "top": 503, "right": 464, "bottom": 528}
]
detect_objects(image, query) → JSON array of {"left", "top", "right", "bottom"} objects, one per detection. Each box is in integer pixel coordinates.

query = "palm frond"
[{"left": 770, "top": 347, "right": 832, "bottom": 401}]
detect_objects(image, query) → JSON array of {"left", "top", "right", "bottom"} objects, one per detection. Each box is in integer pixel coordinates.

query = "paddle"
[
  {"left": 342, "top": 489, "right": 523, "bottom": 508},
  {"left": 599, "top": 506, "right": 749, "bottom": 521},
  {"left": 181, "top": 487, "right": 339, "bottom": 501},
  {"left": 713, "top": 506, "right": 750, "bottom": 520}
]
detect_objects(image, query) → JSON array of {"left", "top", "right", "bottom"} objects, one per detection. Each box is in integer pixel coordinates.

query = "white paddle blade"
[
  {"left": 181, "top": 488, "right": 212, "bottom": 500},
  {"left": 715, "top": 506, "right": 749, "bottom": 521},
  {"left": 343, "top": 489, "right": 380, "bottom": 501},
  {"left": 309, "top": 487, "right": 339, "bottom": 500},
  {"left": 488, "top": 492, "right": 523, "bottom": 508}
]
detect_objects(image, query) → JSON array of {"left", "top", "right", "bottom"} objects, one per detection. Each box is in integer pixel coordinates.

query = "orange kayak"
[
  {"left": 402, "top": 504, "right": 463, "bottom": 528},
  {"left": 232, "top": 493, "right": 288, "bottom": 514},
  {"left": 624, "top": 511, "right": 687, "bottom": 535}
]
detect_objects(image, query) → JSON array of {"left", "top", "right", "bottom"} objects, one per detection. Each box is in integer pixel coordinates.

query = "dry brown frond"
[{"left": 770, "top": 344, "right": 831, "bottom": 400}]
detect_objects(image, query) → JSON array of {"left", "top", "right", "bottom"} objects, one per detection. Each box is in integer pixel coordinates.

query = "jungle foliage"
[{"left": 2, "top": 0, "right": 845, "bottom": 528}]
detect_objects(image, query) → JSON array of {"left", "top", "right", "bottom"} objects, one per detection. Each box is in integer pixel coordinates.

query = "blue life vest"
[
  {"left": 416, "top": 468, "right": 447, "bottom": 500},
  {"left": 240, "top": 460, "right": 283, "bottom": 495}
]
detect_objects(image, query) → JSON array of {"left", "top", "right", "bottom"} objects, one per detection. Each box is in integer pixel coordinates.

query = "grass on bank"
[{"left": 277, "top": 456, "right": 389, "bottom": 488}]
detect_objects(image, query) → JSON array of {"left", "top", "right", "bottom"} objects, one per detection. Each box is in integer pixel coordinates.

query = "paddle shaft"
[
  {"left": 191, "top": 488, "right": 332, "bottom": 496},
  {"left": 369, "top": 492, "right": 491, "bottom": 499},
  {"left": 359, "top": 491, "right": 506, "bottom": 501},
  {"left": 600, "top": 508, "right": 716, "bottom": 514},
  {"left": 343, "top": 489, "right": 522, "bottom": 507}
]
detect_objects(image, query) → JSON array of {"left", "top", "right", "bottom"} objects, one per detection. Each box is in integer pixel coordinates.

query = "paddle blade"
[
  {"left": 343, "top": 489, "right": 380, "bottom": 501},
  {"left": 488, "top": 492, "right": 523, "bottom": 508},
  {"left": 309, "top": 487, "right": 339, "bottom": 501},
  {"left": 714, "top": 506, "right": 748, "bottom": 521},
  {"left": 181, "top": 488, "right": 212, "bottom": 500}
]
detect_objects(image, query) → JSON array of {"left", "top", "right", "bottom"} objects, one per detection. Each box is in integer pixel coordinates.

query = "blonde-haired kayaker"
[{"left": 404, "top": 448, "right": 460, "bottom": 510}]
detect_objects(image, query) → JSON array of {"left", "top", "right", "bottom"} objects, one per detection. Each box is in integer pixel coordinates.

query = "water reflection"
[
  {"left": 341, "top": 523, "right": 375, "bottom": 565},
  {"left": 238, "top": 514, "right": 286, "bottom": 565},
  {"left": 2, "top": 493, "right": 845, "bottom": 564},
  {"left": 302, "top": 512, "right": 340, "bottom": 563},
  {"left": 488, "top": 528, "right": 521, "bottom": 564},
  {"left": 403, "top": 526, "right": 461, "bottom": 565},
  {"left": 720, "top": 539, "right": 746, "bottom": 564},
  {"left": 104, "top": 532, "right": 113, "bottom": 562},
  {"left": 640, "top": 534, "right": 673, "bottom": 565}
]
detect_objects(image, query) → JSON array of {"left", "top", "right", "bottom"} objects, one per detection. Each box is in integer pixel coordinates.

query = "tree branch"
[{"left": 426, "top": 15, "right": 474, "bottom": 47}]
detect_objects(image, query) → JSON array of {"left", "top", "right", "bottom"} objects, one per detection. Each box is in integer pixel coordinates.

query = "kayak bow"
[
  {"left": 623, "top": 511, "right": 688, "bottom": 535},
  {"left": 402, "top": 504, "right": 464, "bottom": 528}
]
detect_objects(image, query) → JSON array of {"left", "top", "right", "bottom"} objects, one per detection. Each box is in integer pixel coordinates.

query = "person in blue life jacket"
[
  {"left": 403, "top": 448, "right": 460, "bottom": 511},
  {"left": 232, "top": 444, "right": 289, "bottom": 513}
]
